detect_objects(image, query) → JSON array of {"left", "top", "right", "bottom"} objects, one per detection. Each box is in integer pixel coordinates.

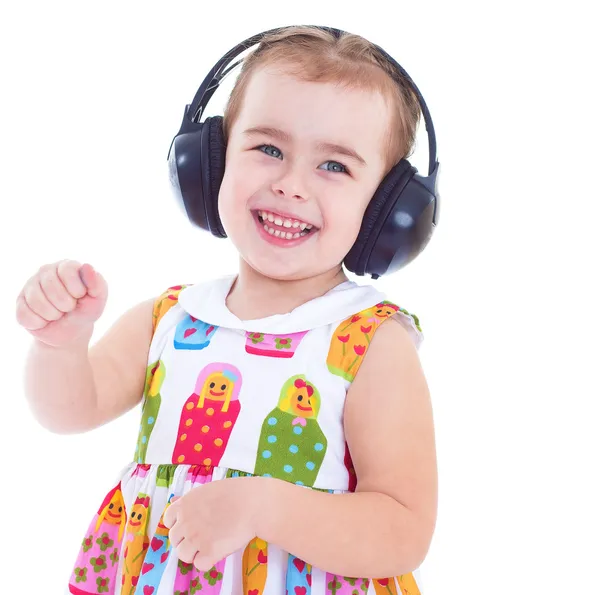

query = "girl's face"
[{"left": 218, "top": 67, "right": 392, "bottom": 281}]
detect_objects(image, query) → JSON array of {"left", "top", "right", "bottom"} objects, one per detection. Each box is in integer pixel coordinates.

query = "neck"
[{"left": 226, "top": 259, "right": 348, "bottom": 321}]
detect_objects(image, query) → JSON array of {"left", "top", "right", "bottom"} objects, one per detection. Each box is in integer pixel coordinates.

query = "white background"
[{"left": 1, "top": 0, "right": 598, "bottom": 592}]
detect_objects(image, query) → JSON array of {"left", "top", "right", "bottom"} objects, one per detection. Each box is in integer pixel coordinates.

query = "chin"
[
  {"left": 245, "top": 254, "right": 314, "bottom": 281},
  {"left": 244, "top": 250, "right": 345, "bottom": 282}
]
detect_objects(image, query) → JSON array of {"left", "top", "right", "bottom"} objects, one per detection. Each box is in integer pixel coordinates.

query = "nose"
[{"left": 271, "top": 165, "right": 309, "bottom": 201}]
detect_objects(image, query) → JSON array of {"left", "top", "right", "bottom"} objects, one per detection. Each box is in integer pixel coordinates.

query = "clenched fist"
[{"left": 16, "top": 261, "right": 108, "bottom": 347}]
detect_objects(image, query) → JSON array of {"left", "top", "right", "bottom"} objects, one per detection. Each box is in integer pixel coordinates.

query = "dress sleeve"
[{"left": 151, "top": 284, "right": 189, "bottom": 334}]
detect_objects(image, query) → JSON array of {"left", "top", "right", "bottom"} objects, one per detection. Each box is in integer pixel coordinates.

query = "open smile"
[{"left": 253, "top": 209, "right": 318, "bottom": 246}]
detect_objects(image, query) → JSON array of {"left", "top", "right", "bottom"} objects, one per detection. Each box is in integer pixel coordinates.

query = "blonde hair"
[{"left": 222, "top": 26, "right": 421, "bottom": 173}]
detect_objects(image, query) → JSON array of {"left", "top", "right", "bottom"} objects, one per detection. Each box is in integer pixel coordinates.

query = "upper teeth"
[{"left": 258, "top": 210, "right": 313, "bottom": 231}]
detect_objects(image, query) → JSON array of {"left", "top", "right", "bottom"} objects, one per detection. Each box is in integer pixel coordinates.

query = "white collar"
[{"left": 177, "top": 275, "right": 387, "bottom": 334}]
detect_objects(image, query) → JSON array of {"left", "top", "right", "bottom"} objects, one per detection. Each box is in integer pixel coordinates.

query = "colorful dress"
[{"left": 67, "top": 275, "right": 425, "bottom": 595}]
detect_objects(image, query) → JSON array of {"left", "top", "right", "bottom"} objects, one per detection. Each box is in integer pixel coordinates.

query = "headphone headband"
[{"left": 176, "top": 26, "right": 438, "bottom": 178}]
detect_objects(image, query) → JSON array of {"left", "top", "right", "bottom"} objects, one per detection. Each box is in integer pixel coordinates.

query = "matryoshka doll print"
[
  {"left": 135, "top": 360, "right": 166, "bottom": 464},
  {"left": 173, "top": 316, "right": 218, "bottom": 350},
  {"left": 254, "top": 375, "right": 327, "bottom": 487},
  {"left": 136, "top": 494, "right": 175, "bottom": 592},
  {"left": 327, "top": 302, "right": 400, "bottom": 382},
  {"left": 121, "top": 493, "right": 151, "bottom": 595},
  {"left": 172, "top": 363, "right": 243, "bottom": 467},
  {"left": 69, "top": 484, "right": 126, "bottom": 594}
]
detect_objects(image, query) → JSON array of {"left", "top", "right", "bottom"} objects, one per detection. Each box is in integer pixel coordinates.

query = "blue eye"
[
  {"left": 319, "top": 161, "right": 347, "bottom": 174},
  {"left": 258, "top": 145, "right": 283, "bottom": 159},
  {"left": 256, "top": 145, "right": 348, "bottom": 174}
]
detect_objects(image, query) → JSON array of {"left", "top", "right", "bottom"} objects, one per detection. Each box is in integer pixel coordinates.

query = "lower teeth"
[
  {"left": 263, "top": 224, "right": 306, "bottom": 239},
  {"left": 259, "top": 215, "right": 311, "bottom": 239}
]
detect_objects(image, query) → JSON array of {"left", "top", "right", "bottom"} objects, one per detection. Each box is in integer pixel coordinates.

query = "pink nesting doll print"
[
  {"left": 172, "top": 363, "right": 243, "bottom": 467},
  {"left": 244, "top": 330, "right": 308, "bottom": 358},
  {"left": 69, "top": 484, "right": 127, "bottom": 594}
]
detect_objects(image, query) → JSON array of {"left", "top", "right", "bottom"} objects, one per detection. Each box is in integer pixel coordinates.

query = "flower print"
[
  {"left": 109, "top": 548, "right": 119, "bottom": 566},
  {"left": 328, "top": 576, "right": 342, "bottom": 594},
  {"left": 82, "top": 535, "right": 93, "bottom": 553},
  {"left": 340, "top": 314, "right": 362, "bottom": 334},
  {"left": 353, "top": 345, "right": 366, "bottom": 356},
  {"left": 178, "top": 560, "right": 194, "bottom": 575},
  {"left": 96, "top": 532, "right": 114, "bottom": 552},
  {"left": 275, "top": 337, "right": 292, "bottom": 350},
  {"left": 74, "top": 567, "right": 88, "bottom": 583},
  {"left": 360, "top": 324, "right": 373, "bottom": 344},
  {"left": 90, "top": 555, "right": 107, "bottom": 573},
  {"left": 250, "top": 332, "right": 264, "bottom": 344},
  {"left": 246, "top": 537, "right": 268, "bottom": 576},
  {"left": 204, "top": 566, "right": 223, "bottom": 586},
  {"left": 190, "top": 577, "right": 202, "bottom": 594},
  {"left": 96, "top": 576, "right": 110, "bottom": 593},
  {"left": 337, "top": 333, "right": 350, "bottom": 356}
]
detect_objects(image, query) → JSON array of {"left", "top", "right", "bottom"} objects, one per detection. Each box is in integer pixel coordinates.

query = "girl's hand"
[
  {"left": 163, "top": 476, "right": 265, "bottom": 571},
  {"left": 16, "top": 260, "right": 108, "bottom": 347}
]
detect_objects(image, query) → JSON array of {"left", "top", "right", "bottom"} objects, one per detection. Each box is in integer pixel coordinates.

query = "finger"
[
  {"left": 193, "top": 551, "right": 215, "bottom": 572},
  {"left": 168, "top": 521, "right": 184, "bottom": 548},
  {"left": 163, "top": 501, "right": 178, "bottom": 529},
  {"left": 15, "top": 293, "right": 47, "bottom": 331},
  {"left": 57, "top": 260, "right": 87, "bottom": 299},
  {"left": 23, "top": 275, "right": 62, "bottom": 321},
  {"left": 79, "top": 263, "right": 108, "bottom": 300},
  {"left": 175, "top": 538, "right": 198, "bottom": 565},
  {"left": 39, "top": 263, "right": 77, "bottom": 313}
]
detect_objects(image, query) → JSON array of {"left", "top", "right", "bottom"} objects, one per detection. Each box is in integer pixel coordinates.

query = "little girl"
[{"left": 17, "top": 25, "right": 438, "bottom": 595}]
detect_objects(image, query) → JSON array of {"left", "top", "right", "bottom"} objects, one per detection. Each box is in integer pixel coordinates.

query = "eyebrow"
[{"left": 243, "top": 126, "right": 367, "bottom": 166}]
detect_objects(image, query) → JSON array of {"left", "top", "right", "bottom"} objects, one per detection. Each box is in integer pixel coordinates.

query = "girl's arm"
[
  {"left": 24, "top": 297, "right": 155, "bottom": 434},
  {"left": 257, "top": 316, "right": 438, "bottom": 578}
]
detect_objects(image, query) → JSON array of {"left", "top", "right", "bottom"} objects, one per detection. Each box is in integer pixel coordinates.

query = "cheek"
[
  {"left": 322, "top": 194, "right": 368, "bottom": 240},
  {"left": 218, "top": 164, "right": 256, "bottom": 225}
]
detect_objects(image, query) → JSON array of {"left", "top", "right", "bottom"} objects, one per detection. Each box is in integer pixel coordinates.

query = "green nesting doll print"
[
  {"left": 254, "top": 375, "right": 327, "bottom": 487},
  {"left": 135, "top": 360, "right": 166, "bottom": 463}
]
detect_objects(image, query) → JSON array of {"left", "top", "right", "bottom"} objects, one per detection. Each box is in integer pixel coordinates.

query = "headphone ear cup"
[
  {"left": 345, "top": 159, "right": 414, "bottom": 275},
  {"left": 201, "top": 116, "right": 227, "bottom": 238},
  {"left": 168, "top": 118, "right": 207, "bottom": 231}
]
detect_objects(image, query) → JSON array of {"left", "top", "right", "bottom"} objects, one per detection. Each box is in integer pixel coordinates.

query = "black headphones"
[{"left": 168, "top": 26, "right": 440, "bottom": 279}]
